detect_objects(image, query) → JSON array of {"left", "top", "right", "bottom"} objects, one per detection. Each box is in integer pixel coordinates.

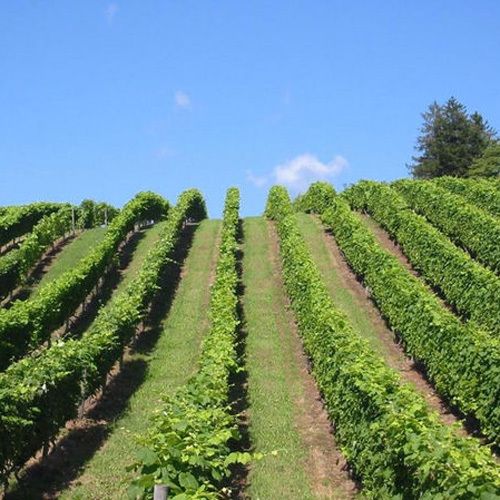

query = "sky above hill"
[{"left": 1, "top": 1, "right": 499, "bottom": 216}]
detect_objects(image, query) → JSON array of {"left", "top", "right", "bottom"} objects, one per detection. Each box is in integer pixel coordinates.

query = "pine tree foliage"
[
  {"left": 408, "top": 97, "right": 496, "bottom": 178},
  {"left": 468, "top": 142, "right": 500, "bottom": 177}
]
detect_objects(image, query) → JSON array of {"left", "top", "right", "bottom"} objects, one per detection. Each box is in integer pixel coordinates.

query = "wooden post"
[
  {"left": 77, "top": 401, "right": 85, "bottom": 419},
  {"left": 71, "top": 208, "right": 76, "bottom": 235},
  {"left": 154, "top": 484, "right": 168, "bottom": 500},
  {"left": 78, "top": 368, "right": 87, "bottom": 418}
]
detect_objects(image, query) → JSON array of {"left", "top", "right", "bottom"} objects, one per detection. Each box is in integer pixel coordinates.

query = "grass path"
[
  {"left": 296, "top": 214, "right": 391, "bottom": 358},
  {"left": 6, "top": 223, "right": 170, "bottom": 498},
  {"left": 242, "top": 217, "right": 356, "bottom": 500},
  {"left": 355, "top": 212, "right": 454, "bottom": 313},
  {"left": 296, "top": 214, "right": 462, "bottom": 429},
  {"left": 48, "top": 225, "right": 164, "bottom": 343},
  {"left": 58, "top": 219, "right": 221, "bottom": 500},
  {"left": 114, "top": 224, "right": 165, "bottom": 295},
  {"left": 34, "top": 227, "right": 107, "bottom": 295},
  {"left": 1, "top": 230, "right": 104, "bottom": 307}
]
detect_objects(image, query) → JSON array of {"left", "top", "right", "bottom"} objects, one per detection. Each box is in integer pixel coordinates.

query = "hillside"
[{"left": 1, "top": 178, "right": 500, "bottom": 499}]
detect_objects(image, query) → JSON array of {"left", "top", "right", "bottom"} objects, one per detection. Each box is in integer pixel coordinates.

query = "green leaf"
[
  {"left": 137, "top": 448, "right": 158, "bottom": 466},
  {"left": 178, "top": 472, "right": 199, "bottom": 491}
]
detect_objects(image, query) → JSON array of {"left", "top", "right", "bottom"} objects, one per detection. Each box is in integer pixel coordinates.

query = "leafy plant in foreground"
[
  {"left": 0, "top": 190, "right": 206, "bottom": 485},
  {"left": 129, "top": 188, "right": 246, "bottom": 499}
]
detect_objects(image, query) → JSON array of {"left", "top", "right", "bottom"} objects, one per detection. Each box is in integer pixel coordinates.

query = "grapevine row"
[
  {"left": 435, "top": 176, "right": 500, "bottom": 218},
  {"left": 130, "top": 187, "right": 242, "bottom": 499},
  {"left": 0, "top": 207, "right": 73, "bottom": 300},
  {"left": 0, "top": 202, "right": 63, "bottom": 248},
  {"left": 0, "top": 189, "right": 206, "bottom": 484},
  {"left": 393, "top": 179, "right": 500, "bottom": 273},
  {"left": 299, "top": 182, "right": 500, "bottom": 444},
  {"left": 343, "top": 180, "right": 500, "bottom": 336},
  {"left": 267, "top": 185, "right": 500, "bottom": 498},
  {"left": 0, "top": 191, "right": 168, "bottom": 371}
]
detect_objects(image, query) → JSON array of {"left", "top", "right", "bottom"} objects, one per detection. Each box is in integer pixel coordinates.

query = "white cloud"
[
  {"left": 246, "top": 154, "right": 348, "bottom": 191},
  {"left": 106, "top": 3, "right": 118, "bottom": 23},
  {"left": 246, "top": 171, "right": 268, "bottom": 187},
  {"left": 273, "top": 154, "right": 348, "bottom": 191},
  {"left": 156, "top": 146, "right": 175, "bottom": 159},
  {"left": 174, "top": 91, "right": 191, "bottom": 109}
]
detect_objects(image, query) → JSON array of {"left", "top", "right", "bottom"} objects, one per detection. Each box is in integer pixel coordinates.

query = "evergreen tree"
[
  {"left": 468, "top": 142, "right": 500, "bottom": 177},
  {"left": 408, "top": 97, "right": 496, "bottom": 178}
]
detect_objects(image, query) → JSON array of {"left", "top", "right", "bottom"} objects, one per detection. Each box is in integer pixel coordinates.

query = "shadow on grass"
[
  {"left": 66, "top": 230, "right": 146, "bottom": 340},
  {"left": 2, "top": 235, "right": 77, "bottom": 307},
  {"left": 223, "top": 219, "right": 251, "bottom": 499},
  {"left": 6, "top": 224, "right": 197, "bottom": 500}
]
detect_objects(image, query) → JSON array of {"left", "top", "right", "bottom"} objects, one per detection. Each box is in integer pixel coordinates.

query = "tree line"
[{"left": 409, "top": 97, "right": 500, "bottom": 178}]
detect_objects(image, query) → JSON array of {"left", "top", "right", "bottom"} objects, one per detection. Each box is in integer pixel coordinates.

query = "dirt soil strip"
[
  {"left": 297, "top": 214, "right": 462, "bottom": 431},
  {"left": 357, "top": 213, "right": 457, "bottom": 314},
  {"left": 357, "top": 213, "right": 419, "bottom": 276},
  {"left": 242, "top": 217, "right": 357, "bottom": 500},
  {"left": 6, "top": 220, "right": 221, "bottom": 500}
]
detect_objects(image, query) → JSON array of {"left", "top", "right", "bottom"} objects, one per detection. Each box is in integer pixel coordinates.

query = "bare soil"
[
  {"left": 268, "top": 221, "right": 358, "bottom": 499},
  {"left": 315, "top": 216, "right": 463, "bottom": 431},
  {"left": 357, "top": 213, "right": 455, "bottom": 313}
]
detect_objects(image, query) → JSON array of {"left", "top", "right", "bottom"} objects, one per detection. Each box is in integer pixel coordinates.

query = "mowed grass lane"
[
  {"left": 60, "top": 219, "right": 220, "bottom": 500},
  {"left": 34, "top": 227, "right": 108, "bottom": 294},
  {"left": 6, "top": 222, "right": 171, "bottom": 499},
  {"left": 296, "top": 214, "right": 389, "bottom": 358},
  {"left": 242, "top": 217, "right": 355, "bottom": 500}
]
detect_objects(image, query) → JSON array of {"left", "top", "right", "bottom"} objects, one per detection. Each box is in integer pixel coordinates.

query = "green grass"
[
  {"left": 297, "top": 213, "right": 393, "bottom": 357},
  {"left": 61, "top": 219, "right": 221, "bottom": 500},
  {"left": 296, "top": 214, "right": 395, "bottom": 360},
  {"left": 242, "top": 217, "right": 316, "bottom": 500},
  {"left": 114, "top": 223, "right": 166, "bottom": 295},
  {"left": 35, "top": 224, "right": 164, "bottom": 302},
  {"left": 34, "top": 227, "right": 107, "bottom": 294}
]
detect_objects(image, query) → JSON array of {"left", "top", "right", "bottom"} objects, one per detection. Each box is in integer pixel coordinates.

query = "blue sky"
[{"left": 1, "top": 1, "right": 499, "bottom": 217}]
